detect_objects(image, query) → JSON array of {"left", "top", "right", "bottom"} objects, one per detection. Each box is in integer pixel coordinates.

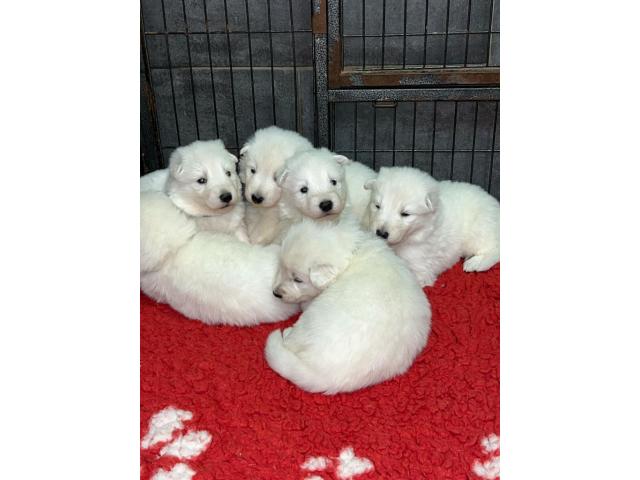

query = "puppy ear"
[
  {"left": 228, "top": 152, "right": 239, "bottom": 164},
  {"left": 168, "top": 148, "right": 185, "bottom": 179},
  {"left": 240, "top": 145, "right": 249, "bottom": 156},
  {"left": 333, "top": 154, "right": 351, "bottom": 165},
  {"left": 363, "top": 179, "right": 376, "bottom": 190},
  {"left": 425, "top": 192, "right": 438, "bottom": 212},
  {"left": 276, "top": 167, "right": 289, "bottom": 186},
  {"left": 309, "top": 263, "right": 339, "bottom": 289}
]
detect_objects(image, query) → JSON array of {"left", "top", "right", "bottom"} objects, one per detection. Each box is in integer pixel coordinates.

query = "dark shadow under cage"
[{"left": 141, "top": 0, "right": 500, "bottom": 197}]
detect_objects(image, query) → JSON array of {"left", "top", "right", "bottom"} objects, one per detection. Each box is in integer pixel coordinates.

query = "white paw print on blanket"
[
  {"left": 472, "top": 433, "right": 500, "bottom": 480},
  {"left": 141, "top": 406, "right": 213, "bottom": 480},
  {"left": 301, "top": 446, "right": 374, "bottom": 479}
]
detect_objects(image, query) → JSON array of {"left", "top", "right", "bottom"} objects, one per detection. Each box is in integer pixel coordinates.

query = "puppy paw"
[
  {"left": 250, "top": 232, "right": 271, "bottom": 245},
  {"left": 463, "top": 254, "right": 497, "bottom": 272},
  {"left": 235, "top": 227, "right": 251, "bottom": 244}
]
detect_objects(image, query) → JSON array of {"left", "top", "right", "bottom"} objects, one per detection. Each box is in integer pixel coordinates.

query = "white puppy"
[
  {"left": 140, "top": 139, "right": 248, "bottom": 242},
  {"left": 276, "top": 148, "right": 376, "bottom": 236},
  {"left": 239, "top": 126, "right": 313, "bottom": 245},
  {"left": 364, "top": 166, "right": 500, "bottom": 287},
  {"left": 140, "top": 191, "right": 299, "bottom": 326},
  {"left": 265, "top": 220, "right": 431, "bottom": 394}
]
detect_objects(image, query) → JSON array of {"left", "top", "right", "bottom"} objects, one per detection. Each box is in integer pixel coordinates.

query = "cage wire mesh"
[
  {"left": 331, "top": 100, "right": 499, "bottom": 197},
  {"left": 141, "top": 0, "right": 500, "bottom": 197},
  {"left": 340, "top": 0, "right": 499, "bottom": 70},
  {"left": 141, "top": 0, "right": 317, "bottom": 166}
]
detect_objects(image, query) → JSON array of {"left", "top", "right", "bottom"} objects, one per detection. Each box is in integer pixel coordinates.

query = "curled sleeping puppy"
[
  {"left": 140, "top": 191, "right": 299, "bottom": 326},
  {"left": 264, "top": 219, "right": 431, "bottom": 394},
  {"left": 275, "top": 148, "right": 376, "bottom": 240},
  {"left": 363, "top": 166, "right": 500, "bottom": 287},
  {"left": 239, "top": 126, "right": 313, "bottom": 245},
  {"left": 140, "top": 139, "right": 249, "bottom": 242}
]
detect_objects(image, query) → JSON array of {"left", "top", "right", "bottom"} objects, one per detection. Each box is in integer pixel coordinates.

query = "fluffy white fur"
[
  {"left": 140, "top": 168, "right": 169, "bottom": 192},
  {"left": 363, "top": 166, "right": 500, "bottom": 287},
  {"left": 265, "top": 219, "right": 431, "bottom": 394},
  {"left": 239, "top": 126, "right": 313, "bottom": 245},
  {"left": 140, "top": 139, "right": 248, "bottom": 242},
  {"left": 275, "top": 148, "right": 376, "bottom": 240},
  {"left": 140, "top": 192, "right": 199, "bottom": 275},
  {"left": 140, "top": 191, "right": 299, "bottom": 326}
]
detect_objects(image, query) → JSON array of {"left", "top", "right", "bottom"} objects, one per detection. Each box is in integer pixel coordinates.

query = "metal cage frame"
[{"left": 141, "top": 0, "right": 500, "bottom": 196}]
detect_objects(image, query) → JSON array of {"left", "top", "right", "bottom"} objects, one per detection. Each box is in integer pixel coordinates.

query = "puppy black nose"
[
  {"left": 219, "top": 192, "right": 232, "bottom": 203},
  {"left": 376, "top": 229, "right": 389, "bottom": 240},
  {"left": 251, "top": 194, "right": 264, "bottom": 204},
  {"left": 273, "top": 290, "right": 283, "bottom": 299},
  {"left": 319, "top": 200, "right": 333, "bottom": 212}
]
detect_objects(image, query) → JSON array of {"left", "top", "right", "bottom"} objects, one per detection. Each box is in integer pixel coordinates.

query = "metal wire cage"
[
  {"left": 141, "top": 0, "right": 500, "bottom": 197},
  {"left": 340, "top": 0, "right": 499, "bottom": 70},
  {"left": 331, "top": 99, "right": 499, "bottom": 197}
]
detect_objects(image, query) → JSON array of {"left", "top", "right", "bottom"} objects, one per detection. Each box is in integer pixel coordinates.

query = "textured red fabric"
[{"left": 141, "top": 261, "right": 499, "bottom": 479}]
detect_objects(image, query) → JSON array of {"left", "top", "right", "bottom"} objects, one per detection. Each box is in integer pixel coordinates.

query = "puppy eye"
[
  {"left": 401, "top": 212, "right": 411, "bottom": 217},
  {"left": 226, "top": 171, "right": 232, "bottom": 177},
  {"left": 250, "top": 168, "right": 256, "bottom": 174},
  {"left": 197, "top": 177, "right": 207, "bottom": 184},
  {"left": 300, "top": 186, "right": 308, "bottom": 194},
  {"left": 293, "top": 277, "right": 303, "bottom": 284},
  {"left": 330, "top": 179, "right": 337, "bottom": 186},
  {"left": 375, "top": 203, "right": 380, "bottom": 209}
]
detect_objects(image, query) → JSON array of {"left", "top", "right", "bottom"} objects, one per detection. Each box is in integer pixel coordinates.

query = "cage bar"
[
  {"left": 222, "top": 0, "right": 240, "bottom": 151},
  {"left": 469, "top": 100, "right": 479, "bottom": 182},
  {"left": 179, "top": 0, "right": 200, "bottom": 139},
  {"left": 244, "top": 0, "right": 258, "bottom": 131},
  {"left": 202, "top": 0, "right": 220, "bottom": 138},
  {"left": 288, "top": 0, "right": 300, "bottom": 132},
  {"left": 159, "top": 0, "right": 181, "bottom": 146}
]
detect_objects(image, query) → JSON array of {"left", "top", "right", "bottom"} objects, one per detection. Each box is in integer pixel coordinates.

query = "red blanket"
[{"left": 141, "top": 262, "right": 500, "bottom": 479}]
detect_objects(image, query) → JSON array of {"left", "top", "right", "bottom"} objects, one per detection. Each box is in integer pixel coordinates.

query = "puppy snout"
[
  {"left": 219, "top": 191, "right": 232, "bottom": 203},
  {"left": 376, "top": 229, "right": 389, "bottom": 240},
  {"left": 319, "top": 200, "right": 333, "bottom": 212},
  {"left": 251, "top": 193, "right": 264, "bottom": 204},
  {"left": 272, "top": 288, "right": 283, "bottom": 299}
]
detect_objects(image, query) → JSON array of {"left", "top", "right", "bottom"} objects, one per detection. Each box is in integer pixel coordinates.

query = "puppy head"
[
  {"left": 166, "top": 140, "right": 241, "bottom": 217},
  {"left": 239, "top": 126, "right": 313, "bottom": 208},
  {"left": 277, "top": 148, "right": 350, "bottom": 220},
  {"left": 272, "top": 220, "right": 356, "bottom": 303},
  {"left": 364, "top": 167, "right": 440, "bottom": 245}
]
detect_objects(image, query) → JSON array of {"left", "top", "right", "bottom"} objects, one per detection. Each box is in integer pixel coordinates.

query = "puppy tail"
[{"left": 264, "top": 329, "right": 328, "bottom": 394}]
